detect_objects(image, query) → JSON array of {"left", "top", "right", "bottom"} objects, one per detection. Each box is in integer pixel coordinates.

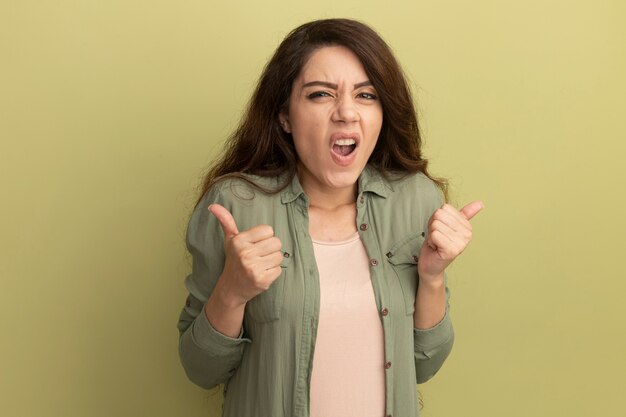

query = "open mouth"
[{"left": 332, "top": 138, "right": 357, "bottom": 156}]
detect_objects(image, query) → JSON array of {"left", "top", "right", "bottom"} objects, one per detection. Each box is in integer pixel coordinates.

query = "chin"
[{"left": 324, "top": 169, "right": 362, "bottom": 189}]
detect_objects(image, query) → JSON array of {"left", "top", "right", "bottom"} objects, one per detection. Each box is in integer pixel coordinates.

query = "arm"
[
  {"left": 177, "top": 295, "right": 250, "bottom": 389},
  {"left": 177, "top": 187, "right": 284, "bottom": 389},
  {"left": 412, "top": 271, "right": 455, "bottom": 384},
  {"left": 177, "top": 188, "right": 251, "bottom": 389},
  {"left": 411, "top": 180, "right": 483, "bottom": 383}
]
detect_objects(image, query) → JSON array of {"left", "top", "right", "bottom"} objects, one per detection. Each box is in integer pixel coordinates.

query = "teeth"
[{"left": 335, "top": 138, "right": 356, "bottom": 146}]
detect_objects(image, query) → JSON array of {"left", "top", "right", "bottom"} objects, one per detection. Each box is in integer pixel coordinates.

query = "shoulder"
[
  {"left": 378, "top": 170, "right": 443, "bottom": 231},
  {"left": 198, "top": 173, "right": 285, "bottom": 209},
  {"left": 386, "top": 171, "right": 442, "bottom": 206},
  {"left": 195, "top": 173, "right": 288, "bottom": 233}
]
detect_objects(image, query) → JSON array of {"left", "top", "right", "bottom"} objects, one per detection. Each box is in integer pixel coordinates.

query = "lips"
[{"left": 330, "top": 132, "right": 360, "bottom": 166}]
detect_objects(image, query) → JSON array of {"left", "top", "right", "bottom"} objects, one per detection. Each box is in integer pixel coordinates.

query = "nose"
[{"left": 332, "top": 97, "right": 359, "bottom": 124}]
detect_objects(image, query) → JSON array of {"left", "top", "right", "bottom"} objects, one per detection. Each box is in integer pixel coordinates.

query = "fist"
[
  {"left": 417, "top": 201, "right": 484, "bottom": 282},
  {"left": 209, "top": 203, "right": 284, "bottom": 306}
]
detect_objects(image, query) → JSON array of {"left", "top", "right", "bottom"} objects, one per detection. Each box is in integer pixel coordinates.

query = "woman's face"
[{"left": 280, "top": 45, "right": 383, "bottom": 196}]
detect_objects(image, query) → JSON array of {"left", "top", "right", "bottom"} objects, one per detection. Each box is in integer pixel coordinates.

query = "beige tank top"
[{"left": 310, "top": 232, "right": 385, "bottom": 417}]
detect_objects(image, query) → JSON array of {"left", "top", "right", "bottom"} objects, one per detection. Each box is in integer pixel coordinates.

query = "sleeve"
[
  {"left": 176, "top": 186, "right": 251, "bottom": 389},
  {"left": 412, "top": 179, "right": 455, "bottom": 384},
  {"left": 413, "top": 273, "right": 454, "bottom": 383}
]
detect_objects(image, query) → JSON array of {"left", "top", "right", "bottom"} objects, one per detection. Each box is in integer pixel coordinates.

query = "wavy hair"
[{"left": 196, "top": 18, "right": 448, "bottom": 205}]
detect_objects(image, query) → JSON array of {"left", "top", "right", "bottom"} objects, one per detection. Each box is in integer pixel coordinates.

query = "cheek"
[
  {"left": 295, "top": 111, "right": 324, "bottom": 131},
  {"left": 372, "top": 107, "right": 383, "bottom": 130},
  {"left": 292, "top": 118, "right": 326, "bottom": 150},
  {"left": 361, "top": 105, "right": 383, "bottom": 132},
  {"left": 292, "top": 128, "right": 321, "bottom": 160},
  {"left": 366, "top": 115, "right": 383, "bottom": 142}
]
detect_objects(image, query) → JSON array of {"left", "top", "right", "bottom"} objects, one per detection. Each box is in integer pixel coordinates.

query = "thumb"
[
  {"left": 208, "top": 203, "right": 239, "bottom": 239},
  {"left": 460, "top": 200, "right": 485, "bottom": 221}
]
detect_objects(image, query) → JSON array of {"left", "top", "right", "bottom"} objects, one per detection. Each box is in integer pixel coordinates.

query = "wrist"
[
  {"left": 212, "top": 279, "right": 247, "bottom": 310},
  {"left": 204, "top": 280, "right": 247, "bottom": 339},
  {"left": 418, "top": 271, "right": 445, "bottom": 289}
]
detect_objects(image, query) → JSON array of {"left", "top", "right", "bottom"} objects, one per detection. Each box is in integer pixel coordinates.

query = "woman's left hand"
[{"left": 417, "top": 201, "right": 484, "bottom": 283}]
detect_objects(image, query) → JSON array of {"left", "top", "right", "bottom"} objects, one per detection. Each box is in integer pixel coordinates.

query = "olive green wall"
[{"left": 1, "top": 1, "right": 624, "bottom": 416}]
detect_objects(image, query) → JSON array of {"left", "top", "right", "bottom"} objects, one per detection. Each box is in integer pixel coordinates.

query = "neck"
[
  {"left": 297, "top": 170, "right": 358, "bottom": 211},
  {"left": 306, "top": 185, "right": 357, "bottom": 210}
]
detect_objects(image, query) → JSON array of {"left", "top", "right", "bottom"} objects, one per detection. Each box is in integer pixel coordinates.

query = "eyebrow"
[{"left": 301, "top": 80, "right": 373, "bottom": 89}]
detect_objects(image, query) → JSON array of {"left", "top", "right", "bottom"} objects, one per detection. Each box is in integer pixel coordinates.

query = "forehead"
[{"left": 297, "top": 45, "right": 368, "bottom": 82}]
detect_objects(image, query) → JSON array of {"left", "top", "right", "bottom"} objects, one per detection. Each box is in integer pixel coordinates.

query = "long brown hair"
[{"left": 196, "top": 18, "right": 448, "bottom": 205}]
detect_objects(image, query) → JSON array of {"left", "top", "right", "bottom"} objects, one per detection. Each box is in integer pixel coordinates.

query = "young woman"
[{"left": 177, "top": 18, "right": 483, "bottom": 417}]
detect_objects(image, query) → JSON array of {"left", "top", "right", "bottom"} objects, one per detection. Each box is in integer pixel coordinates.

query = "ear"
[{"left": 278, "top": 113, "right": 292, "bottom": 133}]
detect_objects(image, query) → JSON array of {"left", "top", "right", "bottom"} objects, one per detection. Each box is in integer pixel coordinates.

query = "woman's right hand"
[{"left": 208, "top": 203, "right": 284, "bottom": 307}]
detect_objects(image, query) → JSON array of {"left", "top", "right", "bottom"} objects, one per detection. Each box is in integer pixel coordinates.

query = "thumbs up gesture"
[
  {"left": 208, "top": 204, "right": 284, "bottom": 307},
  {"left": 417, "top": 201, "right": 484, "bottom": 283}
]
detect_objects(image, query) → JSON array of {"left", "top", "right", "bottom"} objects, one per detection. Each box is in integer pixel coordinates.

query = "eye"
[
  {"left": 357, "top": 92, "right": 378, "bottom": 100},
  {"left": 307, "top": 91, "right": 333, "bottom": 99}
]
